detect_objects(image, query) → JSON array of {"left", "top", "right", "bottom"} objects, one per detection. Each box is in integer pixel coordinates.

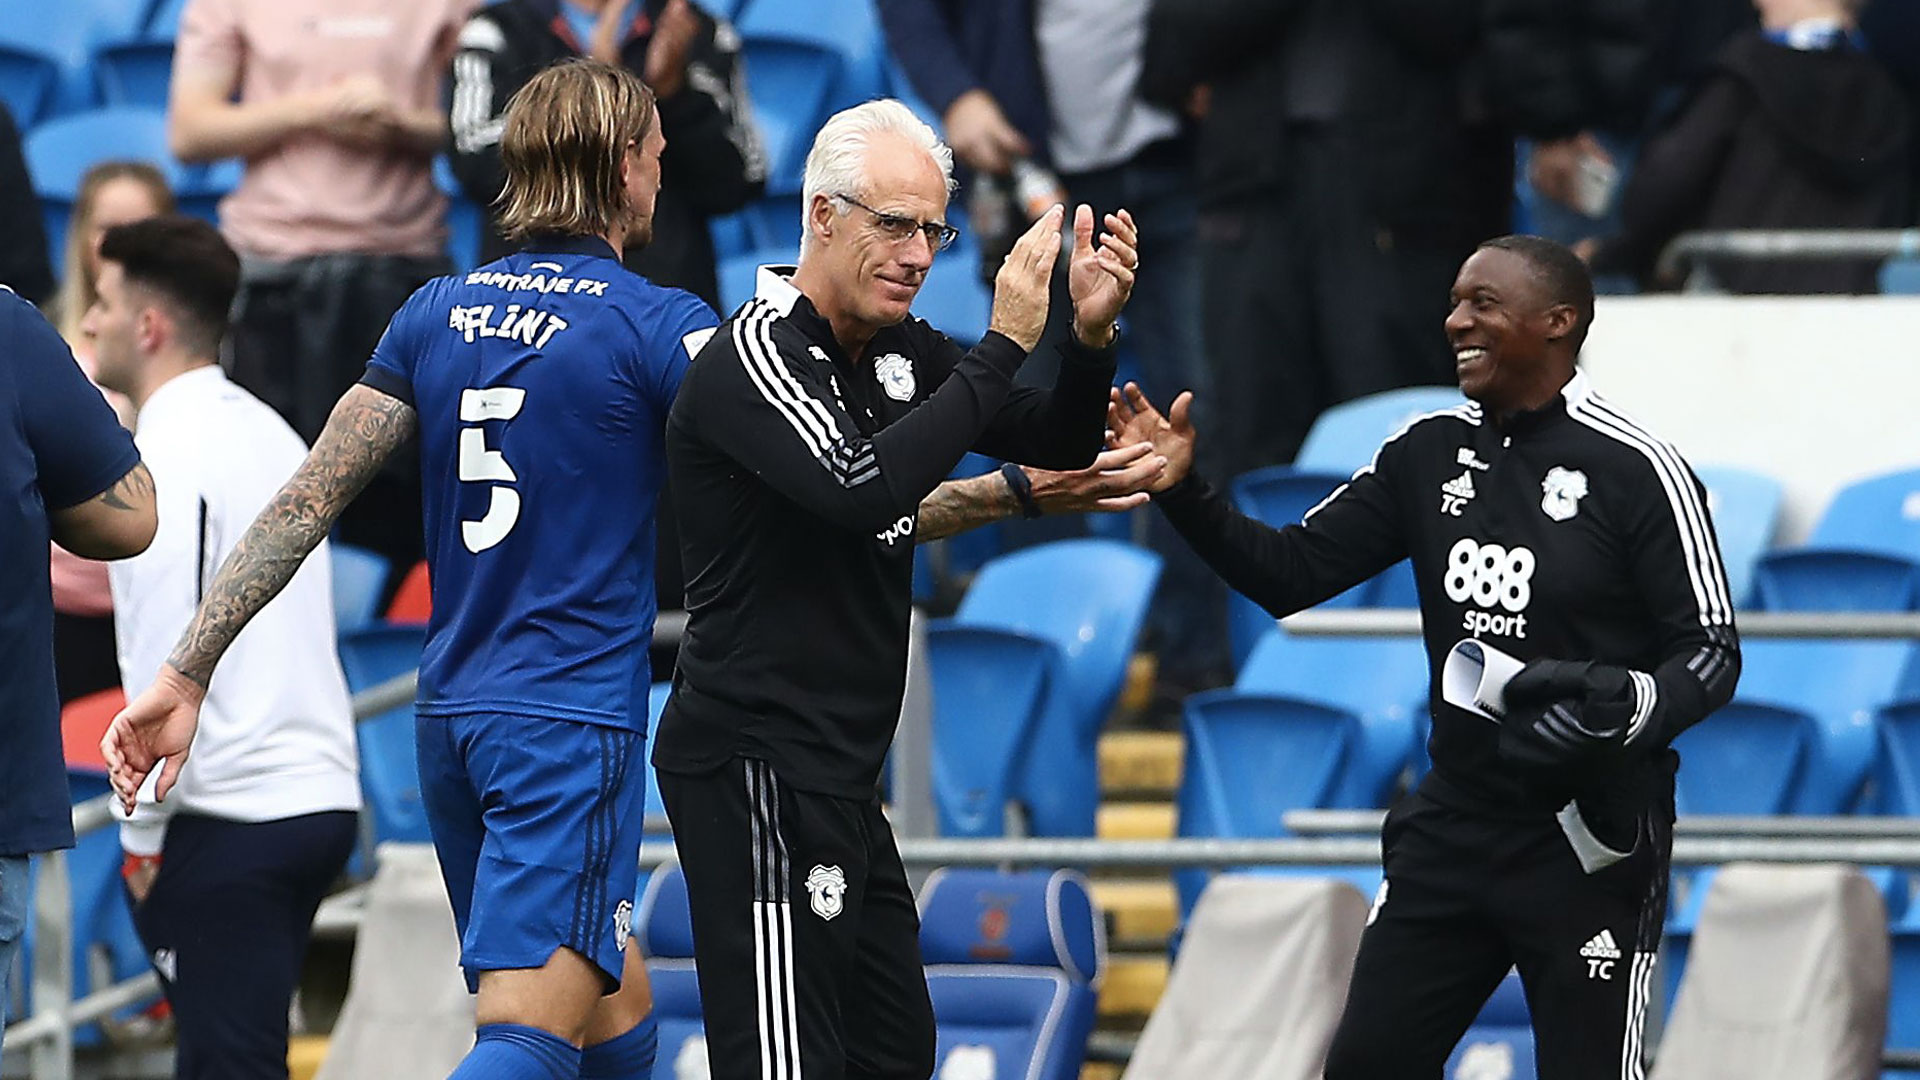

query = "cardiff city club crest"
[
  {"left": 805, "top": 864, "right": 847, "bottom": 920},
  {"left": 1541, "top": 466, "right": 1590, "bottom": 522},
  {"left": 874, "top": 352, "right": 916, "bottom": 401}
]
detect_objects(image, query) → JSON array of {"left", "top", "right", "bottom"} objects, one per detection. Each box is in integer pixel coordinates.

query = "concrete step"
[
  {"left": 1097, "top": 954, "right": 1169, "bottom": 1023},
  {"left": 288, "top": 1035, "right": 328, "bottom": 1080},
  {"left": 1096, "top": 801, "right": 1176, "bottom": 841},
  {"left": 1099, "top": 731, "right": 1183, "bottom": 797},
  {"left": 1089, "top": 879, "right": 1179, "bottom": 947}
]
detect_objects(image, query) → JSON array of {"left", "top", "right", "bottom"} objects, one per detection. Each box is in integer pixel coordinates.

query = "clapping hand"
[
  {"left": 1107, "top": 382, "right": 1194, "bottom": 493},
  {"left": 1068, "top": 206, "right": 1138, "bottom": 347}
]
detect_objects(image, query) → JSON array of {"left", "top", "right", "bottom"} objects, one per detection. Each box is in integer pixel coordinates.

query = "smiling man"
[
  {"left": 1108, "top": 234, "right": 1741, "bottom": 1079},
  {"left": 654, "top": 98, "right": 1137, "bottom": 1079}
]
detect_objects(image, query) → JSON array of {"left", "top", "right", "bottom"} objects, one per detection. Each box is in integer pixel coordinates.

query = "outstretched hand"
[
  {"left": 1068, "top": 206, "right": 1137, "bottom": 347},
  {"left": 100, "top": 664, "right": 205, "bottom": 816},
  {"left": 1107, "top": 382, "right": 1195, "bottom": 492},
  {"left": 1028, "top": 441, "right": 1168, "bottom": 514}
]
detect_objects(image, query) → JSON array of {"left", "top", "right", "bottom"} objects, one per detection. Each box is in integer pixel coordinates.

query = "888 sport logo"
[{"left": 1445, "top": 538, "right": 1534, "bottom": 639}]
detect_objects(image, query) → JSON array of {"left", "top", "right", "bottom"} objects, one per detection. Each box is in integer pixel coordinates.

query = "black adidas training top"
[
  {"left": 653, "top": 266, "right": 1116, "bottom": 797},
  {"left": 1157, "top": 371, "right": 1742, "bottom": 817}
]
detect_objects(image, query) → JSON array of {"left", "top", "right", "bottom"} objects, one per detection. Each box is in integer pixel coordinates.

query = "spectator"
[
  {"left": 0, "top": 291, "right": 155, "bottom": 1057},
  {"left": 0, "top": 101, "right": 52, "bottom": 306},
  {"left": 48, "top": 162, "right": 174, "bottom": 704},
  {"left": 168, "top": 0, "right": 475, "bottom": 573},
  {"left": 1583, "top": 0, "right": 1910, "bottom": 293},
  {"left": 86, "top": 216, "right": 359, "bottom": 1080},
  {"left": 449, "top": 0, "right": 765, "bottom": 311}
]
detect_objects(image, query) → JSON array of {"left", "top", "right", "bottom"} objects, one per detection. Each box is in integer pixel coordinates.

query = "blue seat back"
[
  {"left": 25, "top": 107, "right": 238, "bottom": 264},
  {"left": 1235, "top": 628, "right": 1425, "bottom": 806},
  {"left": 0, "top": 47, "right": 61, "bottom": 126},
  {"left": 1294, "top": 387, "right": 1466, "bottom": 475},
  {"left": 912, "top": 236, "right": 992, "bottom": 345},
  {"left": 1885, "top": 258, "right": 1920, "bottom": 295},
  {"left": 1445, "top": 971, "right": 1538, "bottom": 1080},
  {"left": 645, "top": 682, "right": 671, "bottom": 824},
  {"left": 1807, "top": 467, "right": 1920, "bottom": 558},
  {"left": 1672, "top": 700, "right": 1813, "bottom": 814},
  {"left": 0, "top": 0, "right": 148, "bottom": 120},
  {"left": 926, "top": 624, "right": 1055, "bottom": 837},
  {"left": 1225, "top": 466, "right": 1361, "bottom": 666},
  {"left": 955, "top": 540, "right": 1161, "bottom": 835},
  {"left": 920, "top": 868, "right": 1102, "bottom": 1080},
  {"left": 1751, "top": 548, "right": 1920, "bottom": 612},
  {"left": 1737, "top": 638, "right": 1918, "bottom": 812},
  {"left": 92, "top": 39, "right": 173, "bottom": 110},
  {"left": 336, "top": 625, "right": 431, "bottom": 844},
  {"left": 736, "top": 0, "right": 886, "bottom": 194},
  {"left": 1695, "top": 465, "right": 1781, "bottom": 607},
  {"left": 637, "top": 866, "right": 709, "bottom": 1071},
  {"left": 1363, "top": 558, "right": 1419, "bottom": 607},
  {"left": 330, "top": 542, "right": 391, "bottom": 633}
]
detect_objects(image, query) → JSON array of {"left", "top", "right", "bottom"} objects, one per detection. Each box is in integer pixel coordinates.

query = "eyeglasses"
[{"left": 833, "top": 193, "right": 959, "bottom": 252}]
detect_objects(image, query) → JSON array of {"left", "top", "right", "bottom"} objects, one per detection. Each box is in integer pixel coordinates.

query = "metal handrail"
[
  {"left": 1287, "top": 809, "right": 1920, "bottom": 839},
  {"left": 1654, "top": 227, "right": 1920, "bottom": 287}
]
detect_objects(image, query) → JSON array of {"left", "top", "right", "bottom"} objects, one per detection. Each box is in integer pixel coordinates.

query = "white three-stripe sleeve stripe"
[
  {"left": 450, "top": 52, "right": 498, "bottom": 154},
  {"left": 1626, "top": 670, "right": 1658, "bottom": 742},
  {"left": 1568, "top": 400, "right": 1733, "bottom": 626},
  {"left": 734, "top": 300, "right": 845, "bottom": 454}
]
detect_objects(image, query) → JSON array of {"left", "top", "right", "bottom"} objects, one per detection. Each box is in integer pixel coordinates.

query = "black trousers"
[
  {"left": 658, "top": 758, "right": 935, "bottom": 1080},
  {"left": 1324, "top": 790, "right": 1671, "bottom": 1080},
  {"left": 129, "top": 811, "right": 358, "bottom": 1080},
  {"left": 227, "top": 252, "right": 449, "bottom": 574}
]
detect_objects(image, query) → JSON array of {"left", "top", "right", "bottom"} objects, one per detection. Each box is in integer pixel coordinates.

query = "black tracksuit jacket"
[
  {"left": 1157, "top": 371, "right": 1741, "bottom": 820},
  {"left": 653, "top": 267, "right": 1115, "bottom": 797}
]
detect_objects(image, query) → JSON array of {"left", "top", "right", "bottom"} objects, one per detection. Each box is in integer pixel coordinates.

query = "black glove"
[{"left": 1498, "top": 659, "right": 1636, "bottom": 774}]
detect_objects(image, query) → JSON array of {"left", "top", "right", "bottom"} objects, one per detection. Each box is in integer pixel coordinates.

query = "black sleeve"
[
  {"left": 1588, "top": 76, "right": 1746, "bottom": 284},
  {"left": 447, "top": 11, "right": 513, "bottom": 212},
  {"left": 1142, "top": 0, "right": 1299, "bottom": 103},
  {"left": 971, "top": 333, "right": 1117, "bottom": 470},
  {"left": 1618, "top": 457, "right": 1741, "bottom": 750},
  {"left": 693, "top": 323, "right": 1028, "bottom": 533},
  {"left": 1482, "top": 0, "right": 1658, "bottom": 138},
  {"left": 657, "top": 12, "right": 767, "bottom": 215},
  {"left": 1362, "top": 0, "right": 1484, "bottom": 66},
  {"left": 875, "top": 0, "right": 977, "bottom": 117},
  {"left": 1153, "top": 443, "right": 1411, "bottom": 617},
  {"left": 0, "top": 104, "right": 52, "bottom": 306}
]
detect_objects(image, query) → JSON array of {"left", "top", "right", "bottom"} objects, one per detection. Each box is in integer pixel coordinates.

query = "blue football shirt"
[
  {"left": 361, "top": 237, "right": 716, "bottom": 732},
  {"left": 0, "top": 290, "right": 141, "bottom": 855}
]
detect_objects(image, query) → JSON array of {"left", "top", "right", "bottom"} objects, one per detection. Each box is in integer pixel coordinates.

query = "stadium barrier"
[
  {"left": 1656, "top": 227, "right": 1920, "bottom": 291},
  {"left": 11, "top": 608, "right": 1920, "bottom": 1077}
]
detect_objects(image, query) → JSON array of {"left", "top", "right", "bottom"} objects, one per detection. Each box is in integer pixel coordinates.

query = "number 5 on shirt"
[{"left": 459, "top": 387, "right": 526, "bottom": 552}]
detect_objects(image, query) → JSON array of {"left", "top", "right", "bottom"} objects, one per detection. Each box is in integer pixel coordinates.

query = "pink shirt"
[{"left": 175, "top": 0, "right": 473, "bottom": 260}]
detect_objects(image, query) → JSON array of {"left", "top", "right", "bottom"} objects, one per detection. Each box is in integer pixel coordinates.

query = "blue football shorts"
[{"left": 416, "top": 712, "right": 646, "bottom": 991}]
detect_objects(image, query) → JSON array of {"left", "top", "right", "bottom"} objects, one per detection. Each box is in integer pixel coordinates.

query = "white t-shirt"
[{"left": 111, "top": 365, "right": 360, "bottom": 854}]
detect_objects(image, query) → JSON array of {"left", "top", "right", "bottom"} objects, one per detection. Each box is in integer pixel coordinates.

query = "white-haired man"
[{"left": 653, "top": 98, "right": 1140, "bottom": 1078}]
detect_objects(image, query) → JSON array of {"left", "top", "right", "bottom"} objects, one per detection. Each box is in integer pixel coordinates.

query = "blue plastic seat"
[
  {"left": 330, "top": 542, "right": 392, "bottom": 634},
  {"left": 951, "top": 539, "right": 1161, "bottom": 835},
  {"left": 335, "top": 625, "right": 431, "bottom": 845},
  {"left": 1807, "top": 467, "right": 1920, "bottom": 556},
  {"left": 925, "top": 624, "right": 1055, "bottom": 837},
  {"left": 1175, "top": 692, "right": 1355, "bottom": 911},
  {"left": 1751, "top": 548, "right": 1920, "bottom": 612},
  {"left": 736, "top": 0, "right": 887, "bottom": 195},
  {"left": 1445, "top": 971, "right": 1538, "bottom": 1080},
  {"left": 26, "top": 107, "right": 239, "bottom": 265},
  {"left": 1671, "top": 700, "right": 1815, "bottom": 814},
  {"left": 1293, "top": 386, "right": 1466, "bottom": 475},
  {"left": 645, "top": 682, "right": 671, "bottom": 826},
  {"left": 0, "top": 47, "right": 62, "bottom": 126},
  {"left": 144, "top": 0, "right": 191, "bottom": 38},
  {"left": 913, "top": 240, "right": 991, "bottom": 345},
  {"left": 433, "top": 156, "right": 484, "bottom": 272},
  {"left": 919, "top": 868, "right": 1103, "bottom": 1080},
  {"left": 1225, "top": 466, "right": 1360, "bottom": 666},
  {"left": 1736, "top": 638, "right": 1918, "bottom": 813},
  {"left": 1694, "top": 465, "right": 1781, "bottom": 608},
  {"left": 636, "top": 866, "right": 709, "bottom": 1071},
  {"left": 1885, "top": 257, "right": 1920, "bottom": 295},
  {"left": 1234, "top": 628, "right": 1426, "bottom": 806},
  {"left": 92, "top": 39, "right": 173, "bottom": 110},
  {"left": 0, "top": 0, "right": 147, "bottom": 122}
]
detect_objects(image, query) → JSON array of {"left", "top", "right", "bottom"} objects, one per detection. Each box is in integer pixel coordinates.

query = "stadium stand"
[
  {"left": 1753, "top": 467, "right": 1920, "bottom": 612},
  {"left": 328, "top": 543, "right": 391, "bottom": 636},
  {"left": 637, "top": 865, "right": 708, "bottom": 1077},
  {"left": 1695, "top": 464, "right": 1783, "bottom": 609},
  {"left": 384, "top": 560, "right": 432, "bottom": 624},
  {"left": 334, "top": 625, "right": 431, "bottom": 847},
  {"left": 1672, "top": 701, "right": 1817, "bottom": 815},
  {"left": 1224, "top": 468, "right": 1360, "bottom": 666},
  {"left": 734, "top": 0, "right": 887, "bottom": 195},
  {"left": 1291, "top": 386, "right": 1467, "bottom": 476},
  {"left": 1445, "top": 972, "right": 1537, "bottom": 1080},
  {"left": 925, "top": 623, "right": 1054, "bottom": 837}
]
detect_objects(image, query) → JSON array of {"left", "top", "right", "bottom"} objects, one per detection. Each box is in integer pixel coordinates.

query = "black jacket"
[
  {"left": 654, "top": 267, "right": 1114, "bottom": 797},
  {"left": 1480, "top": 0, "right": 1660, "bottom": 140},
  {"left": 0, "top": 103, "right": 50, "bottom": 306},
  {"left": 447, "top": 0, "right": 766, "bottom": 308},
  {"left": 1155, "top": 372, "right": 1740, "bottom": 819},
  {"left": 1593, "top": 31, "right": 1910, "bottom": 294}
]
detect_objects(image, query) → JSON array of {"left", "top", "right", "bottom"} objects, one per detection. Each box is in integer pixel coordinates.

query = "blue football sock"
[
  {"left": 449, "top": 1022, "right": 582, "bottom": 1080},
  {"left": 580, "top": 1013, "right": 657, "bottom": 1079}
]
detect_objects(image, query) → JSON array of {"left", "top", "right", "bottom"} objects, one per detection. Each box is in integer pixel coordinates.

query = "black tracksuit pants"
[
  {"left": 657, "top": 757, "right": 935, "bottom": 1080},
  {"left": 1324, "top": 789, "right": 1671, "bottom": 1080}
]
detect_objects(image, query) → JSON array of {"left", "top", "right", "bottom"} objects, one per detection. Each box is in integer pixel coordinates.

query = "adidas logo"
[
  {"left": 1442, "top": 471, "right": 1476, "bottom": 500},
  {"left": 1579, "top": 929, "right": 1622, "bottom": 960}
]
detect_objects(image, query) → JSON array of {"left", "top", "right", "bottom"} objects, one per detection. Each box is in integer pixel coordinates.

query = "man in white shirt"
[{"left": 85, "top": 216, "right": 361, "bottom": 1080}]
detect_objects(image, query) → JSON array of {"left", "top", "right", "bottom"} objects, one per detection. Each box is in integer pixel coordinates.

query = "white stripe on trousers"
[
  {"left": 1619, "top": 950, "right": 1655, "bottom": 1079},
  {"left": 750, "top": 763, "right": 802, "bottom": 1079}
]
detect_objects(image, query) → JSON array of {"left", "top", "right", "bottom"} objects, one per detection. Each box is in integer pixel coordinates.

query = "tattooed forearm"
[
  {"left": 916, "top": 472, "right": 1019, "bottom": 541},
  {"left": 168, "top": 385, "right": 417, "bottom": 687},
  {"left": 99, "top": 462, "right": 155, "bottom": 511}
]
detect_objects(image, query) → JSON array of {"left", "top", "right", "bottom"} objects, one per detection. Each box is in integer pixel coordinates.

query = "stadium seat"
[
  {"left": 0, "top": 46, "right": 62, "bottom": 126},
  {"left": 644, "top": 681, "right": 671, "bottom": 827},
  {"left": 26, "top": 107, "right": 239, "bottom": 264},
  {"left": 1735, "top": 638, "right": 1917, "bottom": 813},
  {"left": 716, "top": 249, "right": 782, "bottom": 316},
  {"left": 331, "top": 542, "right": 392, "bottom": 634},
  {"left": 1807, "top": 467, "right": 1920, "bottom": 556},
  {"left": 1890, "top": 910, "right": 1920, "bottom": 1074},
  {"left": 736, "top": 0, "right": 887, "bottom": 194},
  {"left": 924, "top": 623, "right": 1055, "bottom": 836},
  {"left": 1175, "top": 691, "right": 1355, "bottom": 911},
  {"left": 144, "top": 0, "right": 192, "bottom": 39},
  {"left": 92, "top": 38, "right": 173, "bottom": 111},
  {"left": 919, "top": 868, "right": 1104, "bottom": 1080},
  {"left": 1870, "top": 700, "right": 1920, "bottom": 817},
  {"left": 951, "top": 539, "right": 1161, "bottom": 835},
  {"left": 385, "top": 560, "right": 431, "bottom": 623},
  {"left": 433, "top": 156, "right": 485, "bottom": 272},
  {"left": 336, "top": 625, "right": 431, "bottom": 845},
  {"left": 913, "top": 238, "right": 992, "bottom": 344},
  {"left": 1292, "top": 386, "right": 1466, "bottom": 476},
  {"left": 60, "top": 686, "right": 124, "bottom": 772},
  {"left": 1884, "top": 257, "right": 1920, "bottom": 295},
  {"left": 1694, "top": 464, "right": 1782, "bottom": 608},
  {"left": 0, "top": 0, "right": 147, "bottom": 121},
  {"left": 636, "top": 865, "right": 709, "bottom": 1073},
  {"left": 1445, "top": 971, "right": 1537, "bottom": 1080},
  {"left": 1362, "top": 558, "right": 1418, "bottom": 607},
  {"left": 1671, "top": 700, "right": 1815, "bottom": 814},
  {"left": 1225, "top": 466, "right": 1359, "bottom": 666},
  {"left": 1751, "top": 549, "right": 1920, "bottom": 611},
  {"left": 1234, "top": 628, "right": 1426, "bottom": 807}
]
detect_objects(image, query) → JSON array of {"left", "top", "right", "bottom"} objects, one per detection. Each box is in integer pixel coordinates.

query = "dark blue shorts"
[{"left": 416, "top": 713, "right": 645, "bottom": 991}]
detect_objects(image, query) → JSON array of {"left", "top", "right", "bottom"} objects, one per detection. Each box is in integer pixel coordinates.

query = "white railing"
[{"left": 1654, "top": 227, "right": 1920, "bottom": 291}]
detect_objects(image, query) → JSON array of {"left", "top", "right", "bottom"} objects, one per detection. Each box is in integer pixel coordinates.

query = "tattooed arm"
[
  {"left": 102, "top": 385, "right": 416, "bottom": 810},
  {"left": 915, "top": 442, "right": 1166, "bottom": 541},
  {"left": 49, "top": 462, "right": 158, "bottom": 558}
]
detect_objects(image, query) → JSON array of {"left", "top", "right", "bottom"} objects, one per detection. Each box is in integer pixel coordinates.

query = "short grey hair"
[{"left": 799, "top": 99, "right": 956, "bottom": 255}]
